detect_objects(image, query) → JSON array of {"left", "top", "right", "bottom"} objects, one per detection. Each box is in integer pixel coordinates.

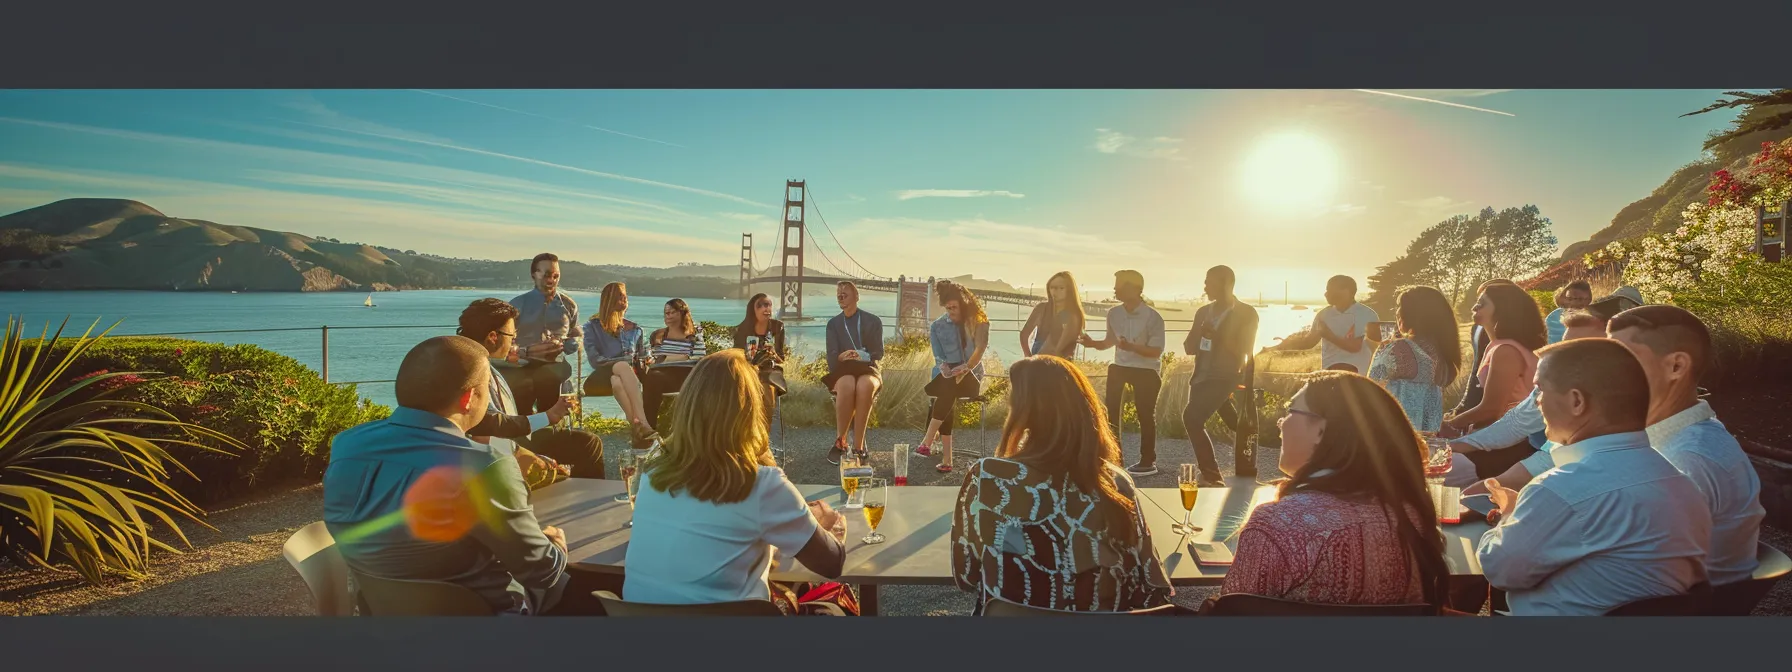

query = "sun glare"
[{"left": 1238, "top": 131, "right": 1341, "bottom": 216}]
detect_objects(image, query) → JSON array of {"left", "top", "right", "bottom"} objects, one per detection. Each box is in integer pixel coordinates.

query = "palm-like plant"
[
  {"left": 1, "top": 316, "right": 246, "bottom": 585},
  {"left": 1684, "top": 89, "right": 1792, "bottom": 152}
]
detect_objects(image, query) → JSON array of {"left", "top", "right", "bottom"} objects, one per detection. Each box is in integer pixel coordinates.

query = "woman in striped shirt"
[{"left": 643, "top": 298, "right": 707, "bottom": 430}]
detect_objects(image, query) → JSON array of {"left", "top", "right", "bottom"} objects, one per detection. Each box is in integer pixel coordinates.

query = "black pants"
[
  {"left": 541, "top": 569, "right": 626, "bottom": 616},
  {"left": 642, "top": 367, "right": 692, "bottom": 431},
  {"left": 927, "top": 374, "right": 981, "bottom": 437},
  {"left": 1105, "top": 365, "right": 1161, "bottom": 466},
  {"left": 501, "top": 361, "right": 574, "bottom": 415},
  {"left": 1183, "top": 378, "right": 1236, "bottom": 481},
  {"left": 516, "top": 427, "right": 606, "bottom": 479}
]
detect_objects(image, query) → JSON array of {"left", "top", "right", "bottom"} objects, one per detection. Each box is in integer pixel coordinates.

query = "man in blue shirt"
[
  {"left": 503, "top": 253, "right": 582, "bottom": 415},
  {"left": 324, "top": 335, "right": 571, "bottom": 615}
]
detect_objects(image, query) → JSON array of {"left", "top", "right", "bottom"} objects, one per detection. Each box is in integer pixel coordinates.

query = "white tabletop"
[{"left": 533, "top": 477, "right": 1488, "bottom": 586}]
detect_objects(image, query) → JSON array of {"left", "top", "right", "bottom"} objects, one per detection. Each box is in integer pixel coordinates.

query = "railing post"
[{"left": 321, "top": 325, "right": 330, "bottom": 384}]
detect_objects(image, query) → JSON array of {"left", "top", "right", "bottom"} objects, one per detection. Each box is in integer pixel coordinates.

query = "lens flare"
[{"left": 402, "top": 464, "right": 481, "bottom": 542}]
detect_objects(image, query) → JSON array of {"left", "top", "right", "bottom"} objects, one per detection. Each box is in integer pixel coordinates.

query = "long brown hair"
[
  {"left": 653, "top": 298, "right": 696, "bottom": 345},
  {"left": 645, "top": 350, "right": 773, "bottom": 503},
  {"left": 1280, "top": 371, "right": 1449, "bottom": 606},
  {"left": 1482, "top": 282, "right": 1547, "bottom": 351},
  {"left": 936, "top": 280, "right": 988, "bottom": 333},
  {"left": 595, "top": 282, "right": 628, "bottom": 336},
  {"left": 1044, "top": 271, "right": 1086, "bottom": 337},
  {"left": 741, "top": 293, "right": 773, "bottom": 330},
  {"left": 1396, "top": 285, "right": 1462, "bottom": 385},
  {"left": 997, "top": 355, "right": 1140, "bottom": 545}
]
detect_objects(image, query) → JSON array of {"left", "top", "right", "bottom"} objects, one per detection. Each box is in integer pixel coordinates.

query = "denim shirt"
[
  {"left": 930, "top": 315, "right": 986, "bottom": 380},
  {"left": 322, "top": 407, "right": 569, "bottom": 614},
  {"left": 510, "top": 289, "right": 581, "bottom": 361},
  {"left": 583, "top": 318, "right": 646, "bottom": 364}
]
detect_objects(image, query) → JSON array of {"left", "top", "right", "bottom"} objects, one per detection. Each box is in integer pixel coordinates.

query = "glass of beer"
[
  {"left": 861, "top": 478, "right": 888, "bottom": 544},
  {"left": 1173, "top": 464, "right": 1203, "bottom": 535},
  {"left": 839, "top": 454, "right": 870, "bottom": 510}
]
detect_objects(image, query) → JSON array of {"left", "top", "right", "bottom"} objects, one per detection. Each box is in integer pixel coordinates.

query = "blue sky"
[{"left": 0, "top": 89, "right": 1740, "bottom": 300}]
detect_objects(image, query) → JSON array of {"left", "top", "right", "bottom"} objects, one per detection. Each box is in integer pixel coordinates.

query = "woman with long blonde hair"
[
  {"left": 951, "top": 355, "right": 1171, "bottom": 613},
  {"left": 580, "top": 282, "right": 654, "bottom": 446},
  {"left": 916, "top": 280, "right": 990, "bottom": 472},
  {"left": 1019, "top": 271, "right": 1085, "bottom": 359},
  {"left": 623, "top": 350, "right": 847, "bottom": 605}
]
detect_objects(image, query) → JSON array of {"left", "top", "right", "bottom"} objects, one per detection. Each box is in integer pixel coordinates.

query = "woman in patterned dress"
[
  {"left": 950, "top": 355, "right": 1172, "bottom": 613},
  {"left": 1219, "top": 371, "right": 1449, "bottom": 608},
  {"left": 1368, "top": 285, "right": 1462, "bottom": 434}
]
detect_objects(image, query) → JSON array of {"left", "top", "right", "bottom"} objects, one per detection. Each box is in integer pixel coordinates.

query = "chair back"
[
  {"left": 1605, "top": 582, "right": 1713, "bottom": 616},
  {"left": 592, "top": 590, "right": 786, "bottom": 616},
  {"left": 351, "top": 570, "right": 496, "bottom": 616},
  {"left": 281, "top": 522, "right": 353, "bottom": 616},
  {"left": 1710, "top": 543, "right": 1792, "bottom": 616},
  {"left": 1203, "top": 593, "right": 1438, "bottom": 616},
  {"left": 983, "top": 597, "right": 1187, "bottom": 617}
]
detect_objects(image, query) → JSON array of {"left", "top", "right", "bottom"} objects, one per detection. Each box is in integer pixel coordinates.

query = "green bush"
[{"left": 44, "top": 337, "right": 390, "bottom": 505}]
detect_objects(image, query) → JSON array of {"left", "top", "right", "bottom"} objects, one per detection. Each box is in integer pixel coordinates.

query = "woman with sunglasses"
[{"left": 1220, "top": 371, "right": 1449, "bottom": 609}]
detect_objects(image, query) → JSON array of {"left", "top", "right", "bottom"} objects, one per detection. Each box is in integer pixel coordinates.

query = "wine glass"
[
  {"left": 1173, "top": 464, "right": 1203, "bottom": 535},
  {"left": 861, "top": 478, "right": 888, "bottom": 544},
  {"left": 558, "top": 378, "right": 578, "bottom": 429},
  {"left": 622, "top": 456, "right": 642, "bottom": 528},
  {"left": 615, "top": 446, "right": 638, "bottom": 503}
]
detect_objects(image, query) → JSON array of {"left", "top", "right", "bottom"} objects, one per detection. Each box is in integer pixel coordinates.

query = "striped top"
[{"left": 652, "top": 331, "right": 707, "bottom": 359}]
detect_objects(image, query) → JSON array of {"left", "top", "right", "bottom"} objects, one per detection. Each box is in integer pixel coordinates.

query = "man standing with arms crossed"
[{"left": 1079, "top": 270, "right": 1167, "bottom": 476}]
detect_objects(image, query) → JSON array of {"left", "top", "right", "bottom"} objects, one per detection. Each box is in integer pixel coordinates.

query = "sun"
[{"left": 1238, "top": 131, "right": 1342, "bottom": 216}]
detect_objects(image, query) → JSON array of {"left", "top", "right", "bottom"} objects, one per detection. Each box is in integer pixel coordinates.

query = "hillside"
[{"left": 0, "top": 198, "right": 1019, "bottom": 297}]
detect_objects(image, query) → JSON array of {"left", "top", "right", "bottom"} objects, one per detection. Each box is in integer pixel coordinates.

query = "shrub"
[
  {"left": 40, "top": 336, "right": 390, "bottom": 505},
  {"left": 2, "top": 317, "right": 250, "bottom": 585}
]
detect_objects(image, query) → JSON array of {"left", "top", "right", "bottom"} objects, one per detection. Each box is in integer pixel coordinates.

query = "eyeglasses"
[{"left": 497, "top": 331, "right": 516, "bottom": 338}]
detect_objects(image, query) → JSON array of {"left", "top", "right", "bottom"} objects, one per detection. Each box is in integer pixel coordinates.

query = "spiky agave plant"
[{"left": 0, "top": 316, "right": 246, "bottom": 585}]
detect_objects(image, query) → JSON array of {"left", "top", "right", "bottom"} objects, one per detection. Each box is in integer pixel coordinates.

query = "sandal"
[
  {"left": 915, "top": 442, "right": 933, "bottom": 457},
  {"left": 936, "top": 462, "right": 953, "bottom": 473}
]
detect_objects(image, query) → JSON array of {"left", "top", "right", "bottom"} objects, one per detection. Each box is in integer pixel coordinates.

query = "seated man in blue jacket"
[{"left": 323, "top": 335, "right": 570, "bottom": 615}]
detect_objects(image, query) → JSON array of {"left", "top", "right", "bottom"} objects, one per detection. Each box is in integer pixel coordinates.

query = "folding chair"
[{"left": 281, "top": 522, "right": 353, "bottom": 616}]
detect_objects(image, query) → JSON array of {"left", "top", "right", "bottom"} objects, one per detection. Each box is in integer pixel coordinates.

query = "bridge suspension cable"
[{"left": 803, "top": 187, "right": 889, "bottom": 281}]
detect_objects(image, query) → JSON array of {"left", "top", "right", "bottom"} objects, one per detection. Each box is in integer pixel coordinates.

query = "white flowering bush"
[{"left": 1624, "top": 202, "right": 1759, "bottom": 303}]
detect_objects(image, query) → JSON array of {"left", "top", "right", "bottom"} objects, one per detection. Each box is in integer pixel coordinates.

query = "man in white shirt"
[
  {"left": 1478, "top": 338, "right": 1710, "bottom": 615},
  {"left": 1606, "top": 305, "right": 1764, "bottom": 586},
  {"left": 1270, "top": 275, "right": 1376, "bottom": 373},
  {"left": 1079, "top": 270, "right": 1167, "bottom": 476}
]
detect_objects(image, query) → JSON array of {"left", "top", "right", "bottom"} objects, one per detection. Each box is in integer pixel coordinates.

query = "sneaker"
[
  {"left": 826, "top": 440, "right": 846, "bottom": 466},
  {"left": 1126, "top": 462, "right": 1158, "bottom": 476},
  {"left": 915, "top": 443, "right": 932, "bottom": 457}
]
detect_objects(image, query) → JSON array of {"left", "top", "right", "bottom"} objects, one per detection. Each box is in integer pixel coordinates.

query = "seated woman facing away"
[
  {"left": 1220, "top": 371, "right": 1450, "bottom": 609},
  {"left": 1367, "top": 285, "right": 1462, "bottom": 434},
  {"left": 622, "top": 350, "right": 848, "bottom": 606},
  {"left": 951, "top": 355, "right": 1173, "bottom": 613}
]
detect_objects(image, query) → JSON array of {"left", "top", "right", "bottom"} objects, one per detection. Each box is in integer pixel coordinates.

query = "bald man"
[
  {"left": 1477, "top": 338, "right": 1710, "bottom": 615},
  {"left": 324, "top": 335, "right": 570, "bottom": 615}
]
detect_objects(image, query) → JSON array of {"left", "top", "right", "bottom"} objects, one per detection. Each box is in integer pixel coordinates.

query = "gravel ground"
[{"left": 4, "top": 427, "right": 1788, "bottom": 616}]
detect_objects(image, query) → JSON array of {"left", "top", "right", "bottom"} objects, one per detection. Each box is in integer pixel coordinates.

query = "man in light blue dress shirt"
[
  {"left": 1478, "top": 338, "right": 1710, "bottom": 615},
  {"left": 503, "top": 253, "right": 583, "bottom": 415},
  {"left": 1450, "top": 309, "right": 1610, "bottom": 490},
  {"left": 323, "top": 336, "right": 570, "bottom": 615}
]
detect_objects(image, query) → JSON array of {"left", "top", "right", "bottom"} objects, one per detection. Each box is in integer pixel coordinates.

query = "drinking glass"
[
  {"left": 839, "top": 454, "right": 870, "bottom": 510},
  {"left": 1173, "top": 464, "right": 1203, "bottom": 535},
  {"left": 615, "top": 448, "right": 638, "bottom": 502},
  {"left": 623, "top": 457, "right": 642, "bottom": 528},
  {"left": 1422, "top": 433, "right": 1451, "bottom": 487},
  {"left": 557, "top": 379, "right": 577, "bottom": 429},
  {"left": 893, "top": 443, "right": 910, "bottom": 486},
  {"left": 861, "top": 479, "right": 888, "bottom": 544}
]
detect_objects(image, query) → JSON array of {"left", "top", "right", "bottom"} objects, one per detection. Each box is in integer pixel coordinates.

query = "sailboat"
[{"left": 364, "top": 293, "right": 376, "bottom": 308}]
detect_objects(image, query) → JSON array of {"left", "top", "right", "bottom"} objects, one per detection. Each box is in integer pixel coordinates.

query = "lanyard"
[{"left": 843, "top": 313, "right": 864, "bottom": 352}]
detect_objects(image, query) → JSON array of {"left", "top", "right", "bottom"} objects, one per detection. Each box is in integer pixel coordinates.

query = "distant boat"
[
  {"left": 364, "top": 294, "right": 376, "bottom": 308},
  {"left": 1292, "top": 305, "right": 1310, "bottom": 311}
]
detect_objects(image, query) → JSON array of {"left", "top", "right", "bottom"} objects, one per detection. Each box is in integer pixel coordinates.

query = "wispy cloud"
[
  {"left": 841, "top": 216, "right": 1161, "bottom": 281},
  {"left": 1399, "top": 196, "right": 1479, "bottom": 218},
  {"left": 1352, "top": 90, "right": 1516, "bottom": 117},
  {"left": 1092, "top": 128, "right": 1186, "bottom": 161},
  {"left": 1333, "top": 203, "right": 1368, "bottom": 217},
  {"left": 895, "top": 189, "right": 1026, "bottom": 201},
  {"left": 409, "top": 89, "right": 686, "bottom": 148},
  {"left": 1393, "top": 89, "right": 1514, "bottom": 99}
]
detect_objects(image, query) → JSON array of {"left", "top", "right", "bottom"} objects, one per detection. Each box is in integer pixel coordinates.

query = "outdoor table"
[{"left": 533, "top": 477, "right": 1489, "bottom": 615}]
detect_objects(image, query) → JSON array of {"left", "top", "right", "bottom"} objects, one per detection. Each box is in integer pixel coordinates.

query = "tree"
[
  {"left": 1474, "top": 205, "right": 1558, "bottom": 287},
  {"left": 1683, "top": 89, "right": 1792, "bottom": 158},
  {"left": 1365, "top": 204, "right": 1560, "bottom": 318}
]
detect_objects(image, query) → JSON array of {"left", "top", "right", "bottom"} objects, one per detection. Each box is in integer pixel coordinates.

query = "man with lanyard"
[
  {"left": 505, "top": 253, "right": 582, "bottom": 415},
  {"left": 1182, "top": 265, "right": 1258, "bottom": 487},
  {"left": 1078, "top": 270, "right": 1167, "bottom": 476}
]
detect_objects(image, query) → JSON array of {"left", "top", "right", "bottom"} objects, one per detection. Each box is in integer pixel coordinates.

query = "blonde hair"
[
  {"left": 595, "top": 282, "right": 627, "bottom": 336},
  {"left": 645, "top": 350, "right": 773, "bottom": 503}
]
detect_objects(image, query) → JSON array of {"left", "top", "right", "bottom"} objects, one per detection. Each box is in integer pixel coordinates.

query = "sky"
[{"left": 0, "top": 89, "right": 1742, "bottom": 302}]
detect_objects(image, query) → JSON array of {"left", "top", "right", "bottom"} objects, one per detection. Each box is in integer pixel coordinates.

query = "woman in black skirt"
[
  {"left": 916, "top": 281, "right": 990, "bottom": 473},
  {"left": 822, "top": 281, "right": 884, "bottom": 464}
]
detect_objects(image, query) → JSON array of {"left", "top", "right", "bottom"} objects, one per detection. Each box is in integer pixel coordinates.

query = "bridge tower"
[
  {"left": 777, "top": 180, "right": 807, "bottom": 320},
  {"left": 738, "top": 233, "right": 754, "bottom": 298}
]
